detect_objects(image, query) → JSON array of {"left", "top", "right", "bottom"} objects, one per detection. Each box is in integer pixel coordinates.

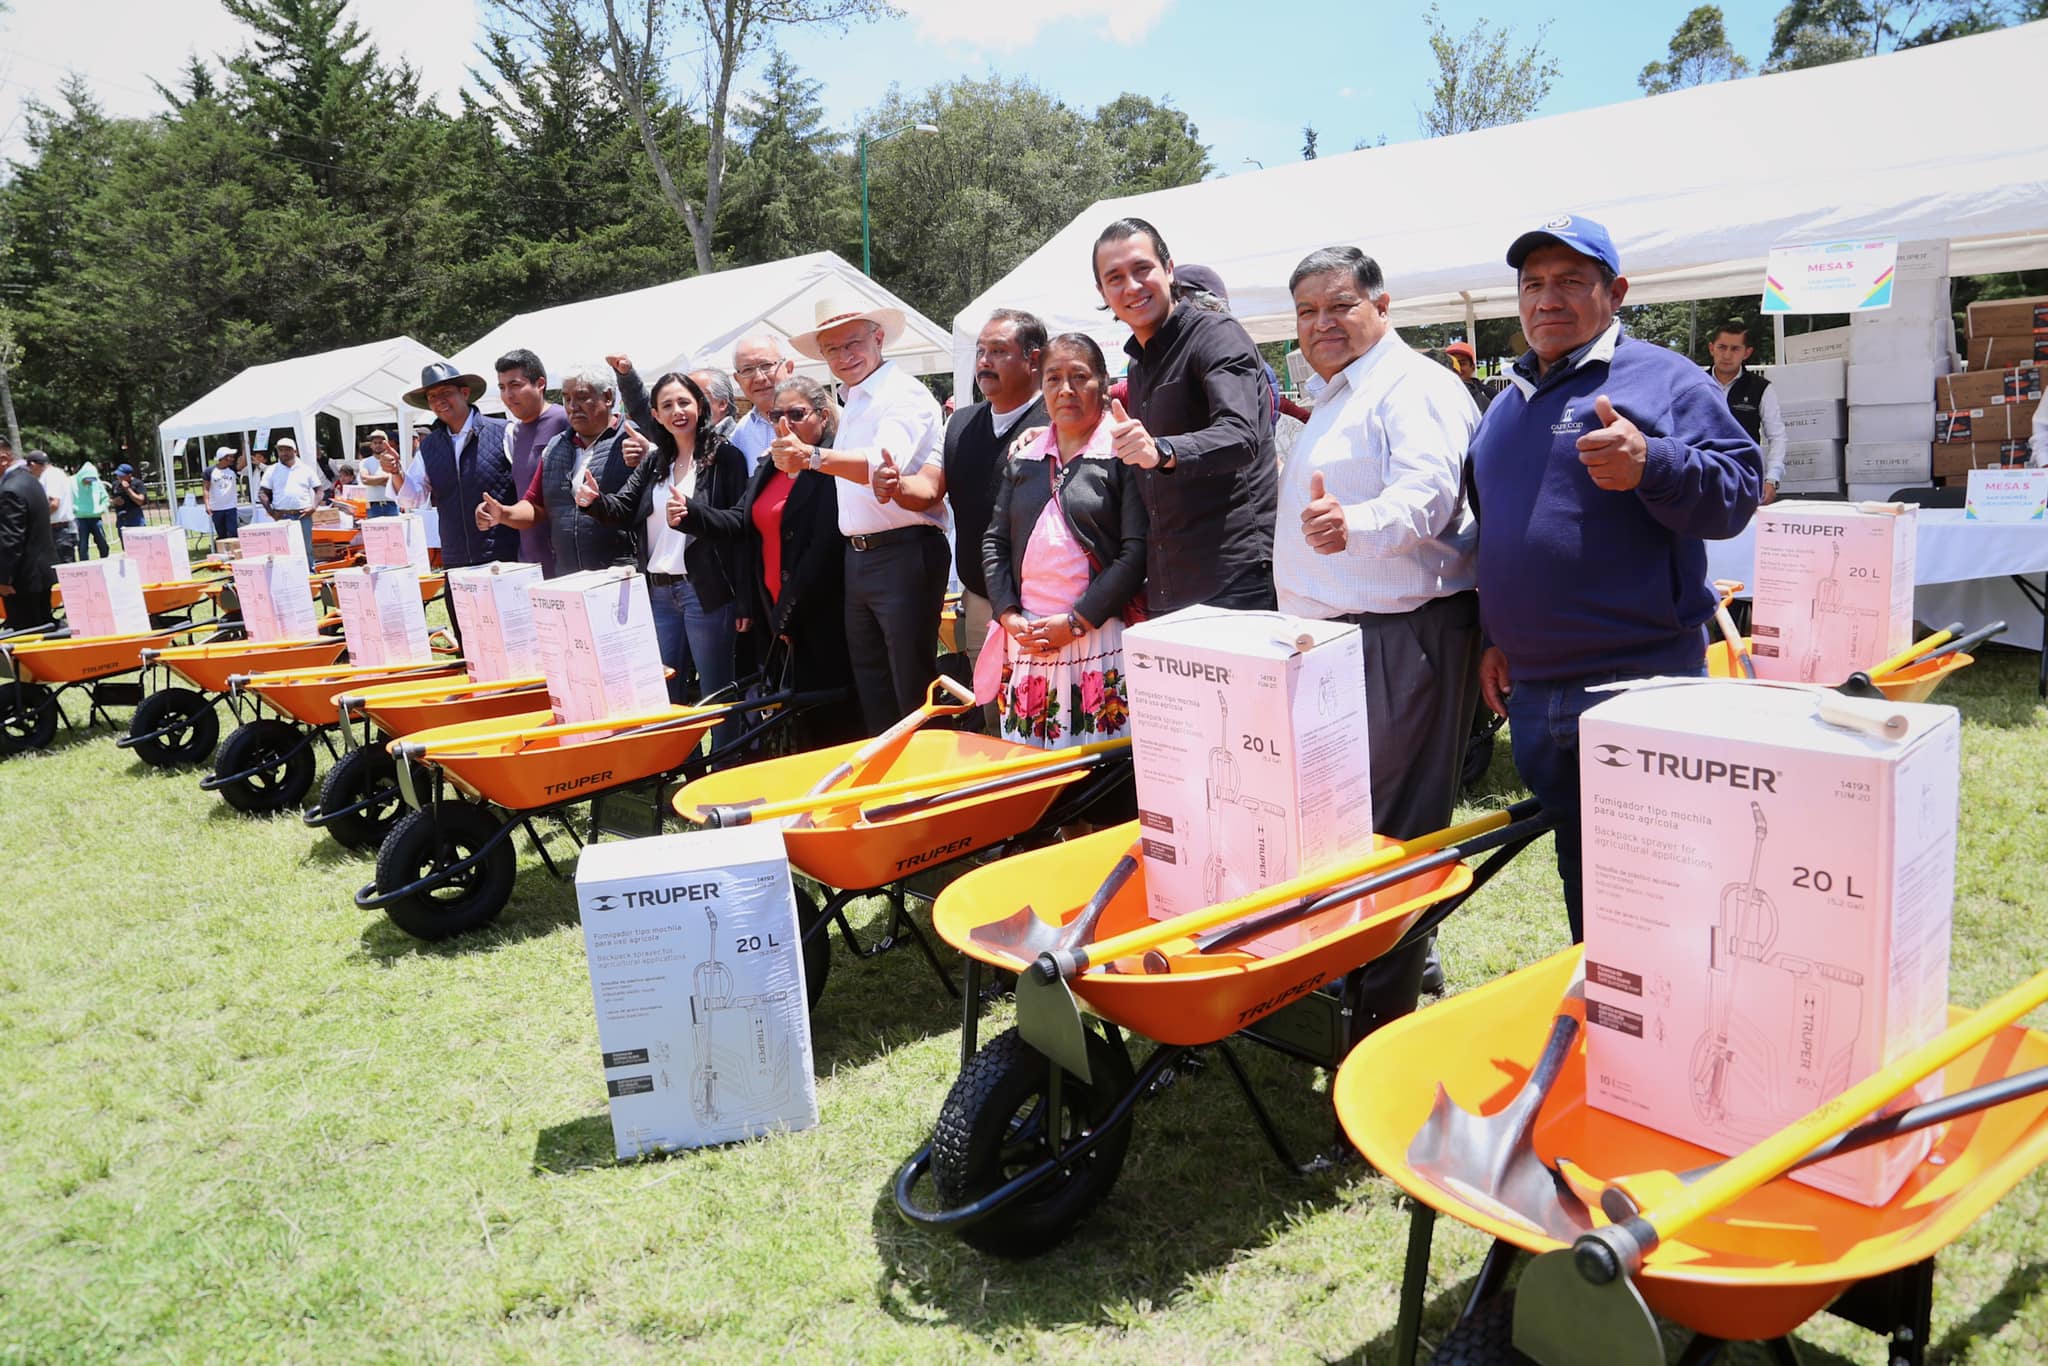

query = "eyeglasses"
[
  {"left": 735, "top": 362, "right": 782, "bottom": 379},
  {"left": 768, "top": 406, "right": 815, "bottom": 423}
]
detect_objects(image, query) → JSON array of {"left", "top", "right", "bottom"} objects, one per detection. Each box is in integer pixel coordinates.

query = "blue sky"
[{"left": 1, "top": 0, "right": 1791, "bottom": 169}]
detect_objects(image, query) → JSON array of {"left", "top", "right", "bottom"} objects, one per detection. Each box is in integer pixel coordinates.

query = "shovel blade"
[
  {"left": 1513, "top": 1248, "right": 1664, "bottom": 1366},
  {"left": 967, "top": 903, "right": 1064, "bottom": 963},
  {"left": 1014, "top": 969, "right": 1093, "bottom": 1085}
]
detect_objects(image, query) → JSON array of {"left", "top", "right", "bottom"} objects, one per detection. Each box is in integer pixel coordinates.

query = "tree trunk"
[{"left": 0, "top": 359, "right": 19, "bottom": 456}]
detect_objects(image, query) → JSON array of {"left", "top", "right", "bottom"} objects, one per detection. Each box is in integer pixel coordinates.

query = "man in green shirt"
[{"left": 72, "top": 460, "right": 111, "bottom": 559}]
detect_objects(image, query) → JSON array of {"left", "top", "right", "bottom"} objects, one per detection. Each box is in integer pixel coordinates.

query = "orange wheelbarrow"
[
  {"left": 198, "top": 635, "right": 463, "bottom": 814},
  {"left": 1335, "top": 946, "right": 2048, "bottom": 1366},
  {"left": 301, "top": 672, "right": 551, "bottom": 851},
  {"left": 117, "top": 627, "right": 348, "bottom": 769},
  {"left": 673, "top": 725, "right": 1135, "bottom": 1012},
  {"left": 891, "top": 801, "right": 1554, "bottom": 1257},
  {"left": 0, "top": 619, "right": 236, "bottom": 755},
  {"left": 356, "top": 680, "right": 842, "bottom": 942}
]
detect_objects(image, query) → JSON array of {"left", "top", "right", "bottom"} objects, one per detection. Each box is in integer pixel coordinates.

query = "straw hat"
[{"left": 788, "top": 296, "right": 905, "bottom": 361}]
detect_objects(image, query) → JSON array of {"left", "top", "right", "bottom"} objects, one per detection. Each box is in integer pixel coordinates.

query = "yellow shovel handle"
[
  {"left": 1058, "top": 807, "right": 1515, "bottom": 976},
  {"left": 1868, "top": 626, "right": 1955, "bottom": 681},
  {"left": 405, "top": 705, "right": 713, "bottom": 756},
  {"left": 345, "top": 673, "right": 545, "bottom": 705}
]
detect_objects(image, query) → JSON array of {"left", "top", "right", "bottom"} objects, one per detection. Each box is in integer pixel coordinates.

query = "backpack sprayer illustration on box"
[
  {"left": 1200, "top": 691, "right": 1286, "bottom": 905},
  {"left": 1798, "top": 539, "right": 1880, "bottom": 683},
  {"left": 1690, "top": 801, "right": 1864, "bottom": 1137},
  {"left": 690, "top": 907, "right": 797, "bottom": 1124}
]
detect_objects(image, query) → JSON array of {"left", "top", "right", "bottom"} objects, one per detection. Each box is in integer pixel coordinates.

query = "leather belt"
[
  {"left": 847, "top": 525, "right": 938, "bottom": 552},
  {"left": 646, "top": 570, "right": 688, "bottom": 587}
]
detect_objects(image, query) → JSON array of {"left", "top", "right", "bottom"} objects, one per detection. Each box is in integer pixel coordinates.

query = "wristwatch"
[
  {"left": 1154, "top": 437, "right": 1177, "bottom": 471},
  {"left": 808, "top": 445, "right": 826, "bottom": 472}
]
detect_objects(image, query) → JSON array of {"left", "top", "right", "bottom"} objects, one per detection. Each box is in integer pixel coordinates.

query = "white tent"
[
  {"left": 156, "top": 335, "right": 447, "bottom": 495},
  {"left": 451, "top": 251, "right": 954, "bottom": 401},
  {"left": 952, "top": 22, "right": 2048, "bottom": 392}
]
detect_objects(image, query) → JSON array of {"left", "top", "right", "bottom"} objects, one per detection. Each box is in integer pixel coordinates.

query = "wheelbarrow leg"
[
  {"left": 1672, "top": 1336, "right": 1729, "bottom": 1366},
  {"left": 1760, "top": 1338, "right": 1802, "bottom": 1366},
  {"left": 1393, "top": 1202, "right": 1434, "bottom": 1366},
  {"left": 1213, "top": 1039, "right": 1323, "bottom": 1175},
  {"left": 893, "top": 895, "right": 960, "bottom": 999},
  {"left": 1460, "top": 1237, "right": 1516, "bottom": 1324},
  {"left": 959, "top": 956, "right": 982, "bottom": 1071}
]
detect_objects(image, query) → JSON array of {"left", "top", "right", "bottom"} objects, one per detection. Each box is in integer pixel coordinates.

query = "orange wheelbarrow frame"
[
  {"left": 0, "top": 621, "right": 231, "bottom": 755},
  {"left": 1334, "top": 946, "right": 2048, "bottom": 1365}
]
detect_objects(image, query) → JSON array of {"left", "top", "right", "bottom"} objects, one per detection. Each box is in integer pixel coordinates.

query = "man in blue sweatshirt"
[{"left": 1470, "top": 215, "right": 1760, "bottom": 942}]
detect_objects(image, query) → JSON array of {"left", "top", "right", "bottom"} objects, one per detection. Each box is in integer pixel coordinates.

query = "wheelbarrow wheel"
[
  {"left": 318, "top": 745, "right": 403, "bottom": 851},
  {"left": 794, "top": 886, "right": 829, "bottom": 1011},
  {"left": 127, "top": 687, "right": 219, "bottom": 767},
  {"left": 931, "top": 1025, "right": 1135, "bottom": 1258},
  {"left": 1431, "top": 1292, "right": 1532, "bottom": 1365},
  {"left": 376, "top": 803, "right": 515, "bottom": 941},
  {"left": 213, "top": 718, "right": 316, "bottom": 813},
  {"left": 0, "top": 682, "right": 58, "bottom": 755}
]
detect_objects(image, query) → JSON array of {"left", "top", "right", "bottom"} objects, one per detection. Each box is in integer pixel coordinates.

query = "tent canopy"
[
  {"left": 157, "top": 334, "right": 447, "bottom": 469},
  {"left": 452, "top": 252, "right": 955, "bottom": 401},
  {"left": 953, "top": 21, "right": 2048, "bottom": 392}
]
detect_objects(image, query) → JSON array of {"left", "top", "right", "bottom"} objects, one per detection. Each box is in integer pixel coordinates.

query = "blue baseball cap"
[{"left": 1506, "top": 214, "right": 1622, "bottom": 275}]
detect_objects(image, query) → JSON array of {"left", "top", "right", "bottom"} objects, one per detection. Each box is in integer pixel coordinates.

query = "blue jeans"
[
  {"left": 365, "top": 502, "right": 398, "bottom": 517},
  {"left": 650, "top": 578, "right": 737, "bottom": 745},
  {"left": 1505, "top": 665, "right": 1706, "bottom": 944},
  {"left": 75, "top": 517, "right": 109, "bottom": 559},
  {"left": 211, "top": 509, "right": 239, "bottom": 546}
]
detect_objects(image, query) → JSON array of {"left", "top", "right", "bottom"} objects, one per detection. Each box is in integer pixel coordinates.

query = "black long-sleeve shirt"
[{"left": 1122, "top": 302, "right": 1277, "bottom": 612}]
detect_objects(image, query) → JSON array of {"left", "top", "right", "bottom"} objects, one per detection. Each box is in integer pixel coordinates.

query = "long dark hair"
[{"left": 648, "top": 371, "right": 721, "bottom": 473}]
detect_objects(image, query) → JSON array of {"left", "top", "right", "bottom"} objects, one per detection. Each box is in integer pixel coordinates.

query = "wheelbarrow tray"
[
  {"left": 935, "top": 823, "right": 1473, "bottom": 1047},
  {"left": 349, "top": 674, "right": 548, "bottom": 739},
  {"left": 242, "top": 661, "right": 463, "bottom": 729},
  {"left": 4, "top": 628, "right": 184, "bottom": 685},
  {"left": 1708, "top": 638, "right": 1973, "bottom": 703},
  {"left": 1334, "top": 946, "right": 2048, "bottom": 1343},
  {"left": 399, "top": 706, "right": 716, "bottom": 811},
  {"left": 153, "top": 637, "right": 347, "bottom": 694},
  {"left": 673, "top": 731, "right": 1090, "bottom": 891}
]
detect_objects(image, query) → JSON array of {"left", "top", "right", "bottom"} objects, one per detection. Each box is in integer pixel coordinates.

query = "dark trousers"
[
  {"left": 210, "top": 509, "right": 239, "bottom": 545},
  {"left": 1505, "top": 662, "right": 1706, "bottom": 943},
  {"left": 843, "top": 528, "right": 949, "bottom": 735},
  {"left": 5, "top": 586, "right": 53, "bottom": 629},
  {"left": 75, "top": 517, "right": 109, "bottom": 559},
  {"left": 1344, "top": 590, "right": 1483, "bottom": 841},
  {"left": 50, "top": 523, "right": 77, "bottom": 564},
  {"left": 1206, "top": 559, "right": 1277, "bottom": 611}
]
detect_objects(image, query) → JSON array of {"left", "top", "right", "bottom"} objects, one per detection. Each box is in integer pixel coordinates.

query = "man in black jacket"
[
  {"left": 1092, "top": 218, "right": 1277, "bottom": 612},
  {"left": 0, "top": 439, "right": 58, "bottom": 629}
]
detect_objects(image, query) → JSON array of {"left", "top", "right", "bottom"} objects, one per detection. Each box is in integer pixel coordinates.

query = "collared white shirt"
[
  {"left": 731, "top": 408, "right": 773, "bottom": 474},
  {"left": 400, "top": 414, "right": 477, "bottom": 508},
  {"left": 989, "top": 396, "right": 1040, "bottom": 438},
  {"left": 645, "top": 454, "right": 697, "bottom": 576},
  {"left": 1275, "top": 331, "right": 1480, "bottom": 618},
  {"left": 41, "top": 465, "right": 74, "bottom": 522},
  {"left": 1716, "top": 370, "right": 1788, "bottom": 484},
  {"left": 206, "top": 465, "right": 239, "bottom": 511},
  {"left": 832, "top": 359, "right": 947, "bottom": 537},
  {"left": 262, "top": 459, "right": 324, "bottom": 511},
  {"left": 1504, "top": 319, "right": 1623, "bottom": 399}
]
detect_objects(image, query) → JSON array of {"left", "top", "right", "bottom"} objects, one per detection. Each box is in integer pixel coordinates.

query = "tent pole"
[
  {"left": 1461, "top": 292, "right": 1477, "bottom": 351},
  {"left": 1773, "top": 314, "right": 1787, "bottom": 366}
]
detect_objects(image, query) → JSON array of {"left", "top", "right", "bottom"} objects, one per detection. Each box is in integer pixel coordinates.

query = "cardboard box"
[
  {"left": 527, "top": 568, "right": 669, "bottom": 726},
  {"left": 1846, "top": 363, "right": 1939, "bottom": 407},
  {"left": 576, "top": 826, "right": 818, "bottom": 1158},
  {"left": 229, "top": 554, "right": 319, "bottom": 643},
  {"left": 1965, "top": 335, "right": 2048, "bottom": 370},
  {"left": 1936, "top": 366, "right": 2045, "bottom": 409},
  {"left": 1780, "top": 441, "right": 1843, "bottom": 484},
  {"left": 1847, "top": 403, "right": 1935, "bottom": 446},
  {"left": 1934, "top": 441, "right": 2034, "bottom": 478},
  {"left": 1777, "top": 478, "right": 1845, "bottom": 496},
  {"left": 119, "top": 525, "right": 191, "bottom": 585},
  {"left": 1965, "top": 295, "right": 2048, "bottom": 339},
  {"left": 1964, "top": 468, "right": 2048, "bottom": 522},
  {"left": 1780, "top": 399, "right": 1846, "bottom": 441},
  {"left": 1750, "top": 502, "right": 1916, "bottom": 683},
  {"left": 362, "top": 512, "right": 431, "bottom": 572},
  {"left": 236, "top": 520, "right": 309, "bottom": 571},
  {"left": 1893, "top": 239, "right": 1949, "bottom": 282},
  {"left": 1781, "top": 327, "right": 1851, "bottom": 365},
  {"left": 1935, "top": 399, "right": 2035, "bottom": 445},
  {"left": 1761, "top": 360, "right": 1846, "bottom": 402},
  {"left": 329, "top": 564, "right": 431, "bottom": 667},
  {"left": 1124, "top": 607, "right": 1374, "bottom": 958},
  {"left": 311, "top": 507, "right": 352, "bottom": 530},
  {"left": 1580, "top": 680, "right": 1959, "bottom": 1205},
  {"left": 55, "top": 558, "right": 151, "bottom": 637},
  {"left": 1845, "top": 442, "right": 1934, "bottom": 487},
  {"left": 1849, "top": 319, "right": 1953, "bottom": 368},
  {"left": 446, "top": 562, "right": 546, "bottom": 683},
  {"left": 1851, "top": 274, "right": 1950, "bottom": 319}
]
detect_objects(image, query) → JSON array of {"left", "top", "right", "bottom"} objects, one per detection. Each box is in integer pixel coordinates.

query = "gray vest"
[{"left": 539, "top": 429, "right": 633, "bottom": 574}]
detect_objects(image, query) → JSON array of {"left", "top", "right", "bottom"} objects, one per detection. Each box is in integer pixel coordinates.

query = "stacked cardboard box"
[
  {"left": 446, "top": 562, "right": 546, "bottom": 683},
  {"left": 1932, "top": 305, "right": 2048, "bottom": 482},
  {"left": 330, "top": 564, "right": 431, "bottom": 667},
  {"left": 120, "top": 525, "right": 191, "bottom": 585},
  {"left": 1762, "top": 358, "right": 1846, "bottom": 493},
  {"left": 527, "top": 567, "right": 669, "bottom": 726},
  {"left": 56, "top": 558, "right": 151, "bottom": 637},
  {"left": 1843, "top": 243, "right": 1953, "bottom": 493}
]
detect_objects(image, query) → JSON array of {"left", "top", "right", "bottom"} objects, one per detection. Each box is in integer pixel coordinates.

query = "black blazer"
[
  {"left": 592, "top": 369, "right": 749, "bottom": 611},
  {"left": 0, "top": 464, "right": 57, "bottom": 594},
  {"left": 734, "top": 461, "right": 842, "bottom": 636}
]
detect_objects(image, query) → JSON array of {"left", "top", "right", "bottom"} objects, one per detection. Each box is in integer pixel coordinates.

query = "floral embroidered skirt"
[{"left": 994, "top": 619, "right": 1130, "bottom": 750}]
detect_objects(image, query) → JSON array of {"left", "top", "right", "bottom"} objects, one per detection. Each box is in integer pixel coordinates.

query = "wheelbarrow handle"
[
  {"left": 1852, "top": 622, "right": 1962, "bottom": 688},
  {"left": 857, "top": 746, "right": 1126, "bottom": 824},
  {"left": 1905, "top": 619, "right": 2005, "bottom": 669}
]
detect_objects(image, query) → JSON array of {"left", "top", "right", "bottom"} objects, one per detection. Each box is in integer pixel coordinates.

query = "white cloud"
[
  {"left": 890, "top": 0, "right": 1174, "bottom": 50},
  {"left": 1338, "top": 86, "right": 1354, "bottom": 98}
]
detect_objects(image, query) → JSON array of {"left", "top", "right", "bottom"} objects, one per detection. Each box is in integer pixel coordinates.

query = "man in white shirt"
[
  {"left": 729, "top": 333, "right": 794, "bottom": 473},
  {"left": 360, "top": 432, "right": 400, "bottom": 515},
  {"left": 205, "top": 447, "right": 242, "bottom": 547},
  {"left": 772, "top": 298, "right": 948, "bottom": 732},
  {"left": 260, "top": 438, "right": 324, "bottom": 558},
  {"left": 1278, "top": 245, "right": 1483, "bottom": 845},
  {"left": 26, "top": 451, "right": 75, "bottom": 563},
  {"left": 1706, "top": 321, "right": 1786, "bottom": 502}
]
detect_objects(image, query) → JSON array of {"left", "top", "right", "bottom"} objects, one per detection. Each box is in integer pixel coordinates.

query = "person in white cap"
[
  {"left": 771, "top": 296, "right": 948, "bottom": 734},
  {"left": 205, "top": 446, "right": 243, "bottom": 548},
  {"left": 259, "top": 438, "right": 322, "bottom": 557}
]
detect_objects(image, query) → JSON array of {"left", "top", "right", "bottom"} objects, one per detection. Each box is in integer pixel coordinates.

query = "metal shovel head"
[
  {"left": 1013, "top": 968, "right": 1093, "bottom": 1085},
  {"left": 1512, "top": 1247, "right": 1664, "bottom": 1366},
  {"left": 968, "top": 903, "right": 1064, "bottom": 965}
]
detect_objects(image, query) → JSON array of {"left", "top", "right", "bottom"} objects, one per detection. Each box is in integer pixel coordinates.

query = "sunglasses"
[{"left": 768, "top": 406, "right": 815, "bottom": 423}]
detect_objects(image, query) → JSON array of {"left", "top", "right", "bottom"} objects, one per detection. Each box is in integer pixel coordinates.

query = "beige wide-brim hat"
[{"left": 788, "top": 296, "right": 906, "bottom": 362}]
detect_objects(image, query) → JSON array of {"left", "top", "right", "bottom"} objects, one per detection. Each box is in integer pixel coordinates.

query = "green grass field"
[{"left": 3, "top": 647, "right": 2046, "bottom": 1363}]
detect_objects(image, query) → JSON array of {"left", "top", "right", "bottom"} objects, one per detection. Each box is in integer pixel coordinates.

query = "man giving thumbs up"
[{"left": 1468, "top": 214, "right": 1759, "bottom": 943}]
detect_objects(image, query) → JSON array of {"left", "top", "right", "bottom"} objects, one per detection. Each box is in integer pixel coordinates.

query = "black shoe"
[{"left": 1420, "top": 948, "right": 1447, "bottom": 996}]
